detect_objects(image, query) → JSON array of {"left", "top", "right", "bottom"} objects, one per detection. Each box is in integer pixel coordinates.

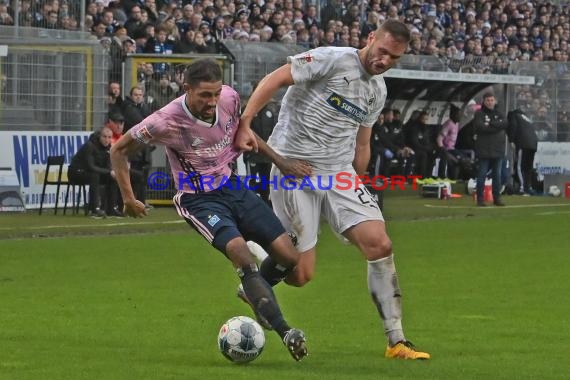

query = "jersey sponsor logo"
[
  {"left": 191, "top": 137, "right": 204, "bottom": 148},
  {"left": 208, "top": 214, "right": 221, "bottom": 227},
  {"left": 326, "top": 92, "right": 367, "bottom": 123},
  {"left": 195, "top": 135, "right": 232, "bottom": 157},
  {"left": 133, "top": 125, "right": 153, "bottom": 144},
  {"left": 296, "top": 53, "right": 314, "bottom": 65}
]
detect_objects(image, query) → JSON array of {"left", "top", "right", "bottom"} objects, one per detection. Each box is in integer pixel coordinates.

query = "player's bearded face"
[
  {"left": 186, "top": 81, "right": 223, "bottom": 120},
  {"left": 365, "top": 33, "right": 407, "bottom": 75}
]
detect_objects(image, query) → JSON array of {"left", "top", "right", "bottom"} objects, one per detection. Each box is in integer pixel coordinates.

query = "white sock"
[
  {"left": 367, "top": 255, "right": 405, "bottom": 346},
  {"left": 246, "top": 241, "right": 269, "bottom": 262}
]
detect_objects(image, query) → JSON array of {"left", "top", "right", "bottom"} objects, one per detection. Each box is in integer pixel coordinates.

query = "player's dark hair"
[
  {"left": 378, "top": 19, "right": 411, "bottom": 44},
  {"left": 184, "top": 59, "right": 222, "bottom": 87}
]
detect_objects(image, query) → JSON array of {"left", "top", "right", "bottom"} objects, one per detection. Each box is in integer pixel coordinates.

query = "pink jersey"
[
  {"left": 438, "top": 119, "right": 459, "bottom": 150},
  {"left": 130, "top": 85, "right": 241, "bottom": 193}
]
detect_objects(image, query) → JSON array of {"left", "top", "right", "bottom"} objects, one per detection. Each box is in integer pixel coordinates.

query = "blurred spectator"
[
  {"left": 86, "top": 1, "right": 100, "bottom": 25},
  {"left": 17, "top": 0, "right": 34, "bottom": 27},
  {"left": 244, "top": 100, "right": 280, "bottom": 204},
  {"left": 212, "top": 16, "right": 229, "bottom": 42},
  {"left": 473, "top": 93, "right": 508, "bottom": 207},
  {"left": 68, "top": 127, "right": 115, "bottom": 218},
  {"left": 106, "top": 111, "right": 125, "bottom": 145},
  {"left": 361, "top": 11, "right": 379, "bottom": 37},
  {"left": 507, "top": 108, "right": 538, "bottom": 195},
  {"left": 32, "top": 0, "right": 52, "bottom": 28},
  {"left": 342, "top": 4, "right": 360, "bottom": 27},
  {"left": 176, "top": 3, "right": 194, "bottom": 36},
  {"left": 128, "top": 145, "right": 152, "bottom": 209},
  {"left": 202, "top": 5, "right": 217, "bottom": 26},
  {"left": 121, "top": 85, "right": 151, "bottom": 132},
  {"left": 406, "top": 110, "right": 437, "bottom": 179},
  {"left": 303, "top": 5, "right": 319, "bottom": 29},
  {"left": 144, "top": 26, "right": 174, "bottom": 73},
  {"left": 371, "top": 108, "right": 415, "bottom": 177},
  {"left": 436, "top": 106, "right": 475, "bottom": 179},
  {"left": 193, "top": 31, "right": 217, "bottom": 53},
  {"left": 92, "top": 21, "right": 107, "bottom": 38},
  {"left": 321, "top": 0, "right": 342, "bottom": 29},
  {"left": 534, "top": 105, "right": 556, "bottom": 140},
  {"left": 101, "top": 8, "right": 119, "bottom": 35},
  {"left": 0, "top": 2, "right": 13, "bottom": 25},
  {"left": 124, "top": 5, "right": 145, "bottom": 37},
  {"left": 162, "top": 15, "right": 181, "bottom": 41},
  {"left": 107, "top": 81, "right": 123, "bottom": 114},
  {"left": 142, "top": 0, "right": 159, "bottom": 24},
  {"left": 175, "top": 29, "right": 197, "bottom": 53},
  {"left": 147, "top": 72, "right": 177, "bottom": 111}
]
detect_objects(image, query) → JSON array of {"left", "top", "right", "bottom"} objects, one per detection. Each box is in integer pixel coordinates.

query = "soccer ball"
[
  {"left": 218, "top": 316, "right": 265, "bottom": 363},
  {"left": 548, "top": 185, "right": 561, "bottom": 197}
]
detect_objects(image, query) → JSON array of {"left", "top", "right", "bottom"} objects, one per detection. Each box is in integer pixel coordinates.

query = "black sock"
[
  {"left": 259, "top": 256, "right": 292, "bottom": 287},
  {"left": 239, "top": 264, "right": 290, "bottom": 338}
]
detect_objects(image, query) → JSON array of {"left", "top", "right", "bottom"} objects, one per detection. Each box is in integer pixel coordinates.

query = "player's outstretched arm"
[
  {"left": 110, "top": 133, "right": 147, "bottom": 218},
  {"left": 240, "top": 64, "right": 294, "bottom": 125},
  {"left": 253, "top": 131, "right": 312, "bottom": 178}
]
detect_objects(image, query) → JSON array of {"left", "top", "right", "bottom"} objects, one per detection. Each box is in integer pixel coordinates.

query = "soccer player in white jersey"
[
  {"left": 110, "top": 59, "right": 308, "bottom": 361},
  {"left": 236, "top": 20, "right": 430, "bottom": 360}
]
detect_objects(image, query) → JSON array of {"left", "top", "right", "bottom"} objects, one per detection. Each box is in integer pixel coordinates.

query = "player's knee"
[
  {"left": 284, "top": 270, "right": 313, "bottom": 287},
  {"left": 362, "top": 236, "right": 392, "bottom": 260}
]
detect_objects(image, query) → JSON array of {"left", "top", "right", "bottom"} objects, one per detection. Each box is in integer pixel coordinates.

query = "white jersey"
[{"left": 268, "top": 47, "right": 387, "bottom": 171}]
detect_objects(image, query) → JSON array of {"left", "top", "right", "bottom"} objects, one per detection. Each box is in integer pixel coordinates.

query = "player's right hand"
[
  {"left": 234, "top": 121, "right": 258, "bottom": 152},
  {"left": 123, "top": 199, "right": 148, "bottom": 218},
  {"left": 278, "top": 158, "right": 313, "bottom": 178}
]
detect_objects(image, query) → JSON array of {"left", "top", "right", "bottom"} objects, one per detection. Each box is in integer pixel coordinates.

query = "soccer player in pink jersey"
[{"left": 110, "top": 59, "right": 309, "bottom": 361}]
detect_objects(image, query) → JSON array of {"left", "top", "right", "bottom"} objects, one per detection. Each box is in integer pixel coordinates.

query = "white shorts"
[{"left": 269, "top": 165, "right": 384, "bottom": 252}]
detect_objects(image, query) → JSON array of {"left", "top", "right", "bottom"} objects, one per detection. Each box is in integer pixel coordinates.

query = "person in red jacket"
[{"left": 106, "top": 111, "right": 125, "bottom": 145}]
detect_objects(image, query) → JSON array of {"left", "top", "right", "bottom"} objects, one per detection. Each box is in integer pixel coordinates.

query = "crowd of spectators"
[
  {"left": 3, "top": 0, "right": 570, "bottom": 68},
  {"left": 2, "top": 0, "right": 570, "bottom": 140}
]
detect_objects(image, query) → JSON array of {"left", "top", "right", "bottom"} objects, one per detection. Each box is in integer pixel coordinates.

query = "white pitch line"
[
  {"left": 454, "top": 315, "right": 496, "bottom": 320},
  {"left": 424, "top": 203, "right": 570, "bottom": 209},
  {"left": 0, "top": 219, "right": 185, "bottom": 231},
  {"left": 535, "top": 210, "right": 570, "bottom": 215}
]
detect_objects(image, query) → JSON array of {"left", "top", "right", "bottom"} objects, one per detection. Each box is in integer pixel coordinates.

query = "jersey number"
[{"left": 355, "top": 186, "right": 379, "bottom": 210}]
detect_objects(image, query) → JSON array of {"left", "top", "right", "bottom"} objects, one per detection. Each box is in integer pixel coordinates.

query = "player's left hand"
[
  {"left": 123, "top": 199, "right": 148, "bottom": 218},
  {"left": 278, "top": 158, "right": 313, "bottom": 178},
  {"left": 234, "top": 123, "right": 258, "bottom": 152}
]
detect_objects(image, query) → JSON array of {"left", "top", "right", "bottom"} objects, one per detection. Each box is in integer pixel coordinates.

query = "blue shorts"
[{"left": 173, "top": 177, "right": 285, "bottom": 253}]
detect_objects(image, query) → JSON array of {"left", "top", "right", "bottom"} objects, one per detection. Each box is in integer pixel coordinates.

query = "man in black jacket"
[
  {"left": 68, "top": 127, "right": 115, "bottom": 218},
  {"left": 508, "top": 108, "right": 538, "bottom": 195},
  {"left": 121, "top": 86, "right": 152, "bottom": 132},
  {"left": 473, "top": 93, "right": 508, "bottom": 206},
  {"left": 406, "top": 110, "right": 437, "bottom": 179}
]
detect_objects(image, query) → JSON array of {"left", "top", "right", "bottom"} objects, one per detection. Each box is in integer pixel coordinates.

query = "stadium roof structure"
[{"left": 383, "top": 68, "right": 536, "bottom": 102}]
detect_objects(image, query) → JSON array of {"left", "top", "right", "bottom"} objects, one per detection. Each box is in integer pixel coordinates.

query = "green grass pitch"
[{"left": 1, "top": 192, "right": 569, "bottom": 379}]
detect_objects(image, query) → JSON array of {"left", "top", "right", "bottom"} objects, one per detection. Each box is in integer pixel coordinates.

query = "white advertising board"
[{"left": 0, "top": 131, "right": 91, "bottom": 209}]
